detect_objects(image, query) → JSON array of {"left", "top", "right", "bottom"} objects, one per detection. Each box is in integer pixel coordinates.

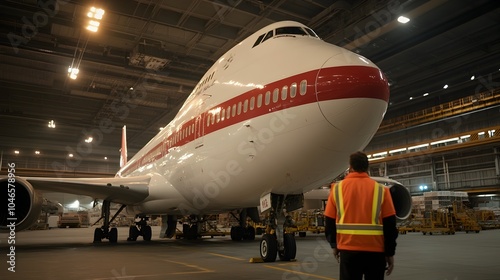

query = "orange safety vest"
[{"left": 331, "top": 180, "right": 386, "bottom": 252}]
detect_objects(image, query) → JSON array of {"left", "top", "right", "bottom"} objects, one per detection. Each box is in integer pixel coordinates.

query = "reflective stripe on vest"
[{"left": 333, "top": 181, "right": 385, "bottom": 236}]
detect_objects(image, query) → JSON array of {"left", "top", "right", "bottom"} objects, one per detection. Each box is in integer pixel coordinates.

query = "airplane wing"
[{"left": 22, "top": 175, "right": 151, "bottom": 205}]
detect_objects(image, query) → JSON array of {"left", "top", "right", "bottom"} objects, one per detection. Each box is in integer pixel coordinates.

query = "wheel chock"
[{"left": 249, "top": 257, "right": 264, "bottom": 263}]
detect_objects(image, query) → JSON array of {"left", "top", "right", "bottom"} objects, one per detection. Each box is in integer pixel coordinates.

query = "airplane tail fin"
[{"left": 119, "top": 125, "right": 128, "bottom": 168}]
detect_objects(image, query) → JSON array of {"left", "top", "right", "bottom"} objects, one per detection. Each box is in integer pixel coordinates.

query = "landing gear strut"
[
  {"left": 127, "top": 216, "right": 152, "bottom": 241},
  {"left": 260, "top": 193, "right": 302, "bottom": 262},
  {"left": 230, "top": 208, "right": 258, "bottom": 241},
  {"left": 92, "top": 200, "right": 126, "bottom": 243}
]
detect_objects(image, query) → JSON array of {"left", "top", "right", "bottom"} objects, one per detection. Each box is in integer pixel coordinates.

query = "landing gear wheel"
[
  {"left": 93, "top": 228, "right": 103, "bottom": 243},
  {"left": 109, "top": 228, "right": 118, "bottom": 243},
  {"left": 142, "top": 225, "right": 152, "bottom": 241},
  {"left": 127, "top": 226, "right": 140, "bottom": 241},
  {"left": 231, "top": 226, "right": 244, "bottom": 241},
  {"left": 278, "top": 233, "right": 296, "bottom": 261},
  {"left": 243, "top": 226, "right": 256, "bottom": 241},
  {"left": 184, "top": 224, "right": 198, "bottom": 240},
  {"left": 260, "top": 234, "right": 278, "bottom": 262}
]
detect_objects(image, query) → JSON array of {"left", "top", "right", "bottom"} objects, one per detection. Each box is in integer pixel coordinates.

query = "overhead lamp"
[
  {"left": 68, "top": 153, "right": 74, "bottom": 158},
  {"left": 48, "top": 120, "right": 56, "bottom": 128},
  {"left": 104, "top": 157, "right": 108, "bottom": 160},
  {"left": 35, "top": 151, "right": 41, "bottom": 155},
  {"left": 470, "top": 75, "right": 475, "bottom": 80},
  {"left": 68, "top": 67, "right": 79, "bottom": 79},
  {"left": 397, "top": 16, "right": 410, "bottom": 24},
  {"left": 14, "top": 150, "right": 20, "bottom": 155},
  {"left": 85, "top": 136, "right": 93, "bottom": 143},
  {"left": 86, "top": 7, "right": 104, "bottom": 32},
  {"left": 443, "top": 84, "right": 449, "bottom": 89},
  {"left": 423, "top": 93, "right": 429, "bottom": 96}
]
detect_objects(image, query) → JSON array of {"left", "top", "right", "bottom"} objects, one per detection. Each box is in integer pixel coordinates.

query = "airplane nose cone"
[{"left": 315, "top": 55, "right": 389, "bottom": 139}]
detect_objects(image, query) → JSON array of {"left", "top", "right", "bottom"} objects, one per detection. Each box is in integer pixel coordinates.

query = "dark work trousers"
[{"left": 339, "top": 251, "right": 386, "bottom": 280}]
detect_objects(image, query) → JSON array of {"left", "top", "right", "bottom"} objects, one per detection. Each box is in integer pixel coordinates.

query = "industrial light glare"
[
  {"left": 85, "top": 137, "right": 93, "bottom": 143},
  {"left": 419, "top": 185, "right": 428, "bottom": 191},
  {"left": 14, "top": 150, "right": 20, "bottom": 154},
  {"left": 48, "top": 120, "right": 56, "bottom": 128},
  {"left": 397, "top": 16, "right": 410, "bottom": 24},
  {"left": 86, "top": 25, "right": 98, "bottom": 32},
  {"left": 35, "top": 151, "right": 40, "bottom": 155},
  {"left": 470, "top": 75, "right": 475, "bottom": 80},
  {"left": 104, "top": 156, "right": 108, "bottom": 160},
  {"left": 68, "top": 153, "right": 74, "bottom": 158},
  {"left": 443, "top": 84, "right": 449, "bottom": 89},
  {"left": 68, "top": 68, "right": 79, "bottom": 79},
  {"left": 409, "top": 96, "right": 413, "bottom": 100},
  {"left": 423, "top": 93, "right": 429, "bottom": 96}
]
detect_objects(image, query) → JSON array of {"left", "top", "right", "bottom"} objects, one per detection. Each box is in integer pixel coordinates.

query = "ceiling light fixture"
[
  {"left": 397, "top": 16, "right": 410, "bottom": 24},
  {"left": 470, "top": 75, "right": 475, "bottom": 80},
  {"left": 443, "top": 84, "right": 449, "bottom": 89},
  {"left": 35, "top": 151, "right": 41, "bottom": 155},
  {"left": 14, "top": 150, "right": 20, "bottom": 155},
  {"left": 85, "top": 136, "right": 93, "bottom": 143},
  {"left": 48, "top": 120, "right": 56, "bottom": 128},
  {"left": 86, "top": 7, "right": 105, "bottom": 32},
  {"left": 423, "top": 93, "right": 429, "bottom": 96}
]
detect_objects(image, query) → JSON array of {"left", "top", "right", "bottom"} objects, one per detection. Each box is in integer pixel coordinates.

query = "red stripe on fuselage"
[{"left": 119, "top": 66, "right": 388, "bottom": 176}]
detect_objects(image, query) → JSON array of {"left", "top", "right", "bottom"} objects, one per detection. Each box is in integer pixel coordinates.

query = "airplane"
[{"left": 0, "top": 20, "right": 411, "bottom": 262}]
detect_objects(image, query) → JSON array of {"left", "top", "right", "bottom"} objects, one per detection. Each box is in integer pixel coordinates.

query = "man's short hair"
[{"left": 350, "top": 151, "right": 369, "bottom": 172}]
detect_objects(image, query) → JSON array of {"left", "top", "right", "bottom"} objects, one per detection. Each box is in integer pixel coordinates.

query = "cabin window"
[
  {"left": 250, "top": 96, "right": 255, "bottom": 110},
  {"left": 300, "top": 80, "right": 307, "bottom": 95},
  {"left": 243, "top": 99, "right": 248, "bottom": 113},
  {"left": 237, "top": 102, "right": 242, "bottom": 115},
  {"left": 290, "top": 83, "right": 297, "bottom": 98},
  {"left": 221, "top": 108, "right": 225, "bottom": 121},
  {"left": 232, "top": 104, "right": 236, "bottom": 117},
  {"left": 207, "top": 118, "right": 210, "bottom": 127},
  {"left": 265, "top": 91, "right": 271, "bottom": 105},
  {"left": 281, "top": 86, "right": 288, "bottom": 100},
  {"left": 216, "top": 111, "right": 221, "bottom": 123},
  {"left": 211, "top": 114, "right": 215, "bottom": 125},
  {"left": 227, "top": 106, "right": 231, "bottom": 119},
  {"left": 273, "top": 88, "right": 279, "bottom": 103},
  {"left": 257, "top": 94, "right": 263, "bottom": 108}
]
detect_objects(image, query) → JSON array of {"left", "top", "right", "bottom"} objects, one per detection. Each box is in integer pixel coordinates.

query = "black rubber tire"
[
  {"left": 260, "top": 234, "right": 278, "bottom": 262},
  {"left": 127, "top": 226, "right": 140, "bottom": 241},
  {"left": 109, "top": 228, "right": 118, "bottom": 243},
  {"left": 278, "top": 233, "right": 297, "bottom": 261},
  {"left": 93, "top": 228, "right": 103, "bottom": 243},
  {"left": 142, "top": 225, "right": 152, "bottom": 241},
  {"left": 243, "top": 226, "right": 256, "bottom": 241},
  {"left": 231, "top": 226, "right": 244, "bottom": 241}
]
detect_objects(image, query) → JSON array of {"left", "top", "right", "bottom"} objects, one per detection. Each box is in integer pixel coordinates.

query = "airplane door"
[{"left": 194, "top": 114, "right": 204, "bottom": 149}]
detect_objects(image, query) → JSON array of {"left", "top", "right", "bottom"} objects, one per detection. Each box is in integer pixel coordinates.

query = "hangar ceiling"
[{"left": 0, "top": 0, "right": 499, "bottom": 174}]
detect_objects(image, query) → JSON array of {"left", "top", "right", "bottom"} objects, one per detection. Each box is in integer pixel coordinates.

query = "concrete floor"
[{"left": 1, "top": 227, "right": 499, "bottom": 280}]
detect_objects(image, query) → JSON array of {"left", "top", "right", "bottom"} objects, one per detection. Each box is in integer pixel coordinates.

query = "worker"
[{"left": 324, "top": 151, "right": 398, "bottom": 280}]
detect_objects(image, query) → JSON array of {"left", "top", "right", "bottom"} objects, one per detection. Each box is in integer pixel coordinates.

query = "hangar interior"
[{"left": 1, "top": 0, "right": 500, "bottom": 213}]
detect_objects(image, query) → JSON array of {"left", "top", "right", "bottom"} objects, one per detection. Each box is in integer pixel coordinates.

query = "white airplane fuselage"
[{"left": 118, "top": 21, "right": 389, "bottom": 216}]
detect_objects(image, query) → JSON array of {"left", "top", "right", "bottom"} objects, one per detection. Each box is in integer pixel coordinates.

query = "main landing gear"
[
  {"left": 127, "top": 215, "right": 153, "bottom": 241},
  {"left": 92, "top": 200, "right": 126, "bottom": 243},
  {"left": 230, "top": 208, "right": 259, "bottom": 241},
  {"left": 259, "top": 193, "right": 303, "bottom": 262}
]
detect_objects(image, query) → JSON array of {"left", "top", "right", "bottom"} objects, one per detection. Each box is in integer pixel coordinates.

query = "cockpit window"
[
  {"left": 262, "top": 30, "right": 274, "bottom": 43},
  {"left": 304, "top": 27, "right": 319, "bottom": 38},
  {"left": 252, "top": 26, "right": 319, "bottom": 48},
  {"left": 275, "top": 26, "right": 308, "bottom": 36},
  {"left": 253, "top": 34, "right": 266, "bottom": 48}
]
